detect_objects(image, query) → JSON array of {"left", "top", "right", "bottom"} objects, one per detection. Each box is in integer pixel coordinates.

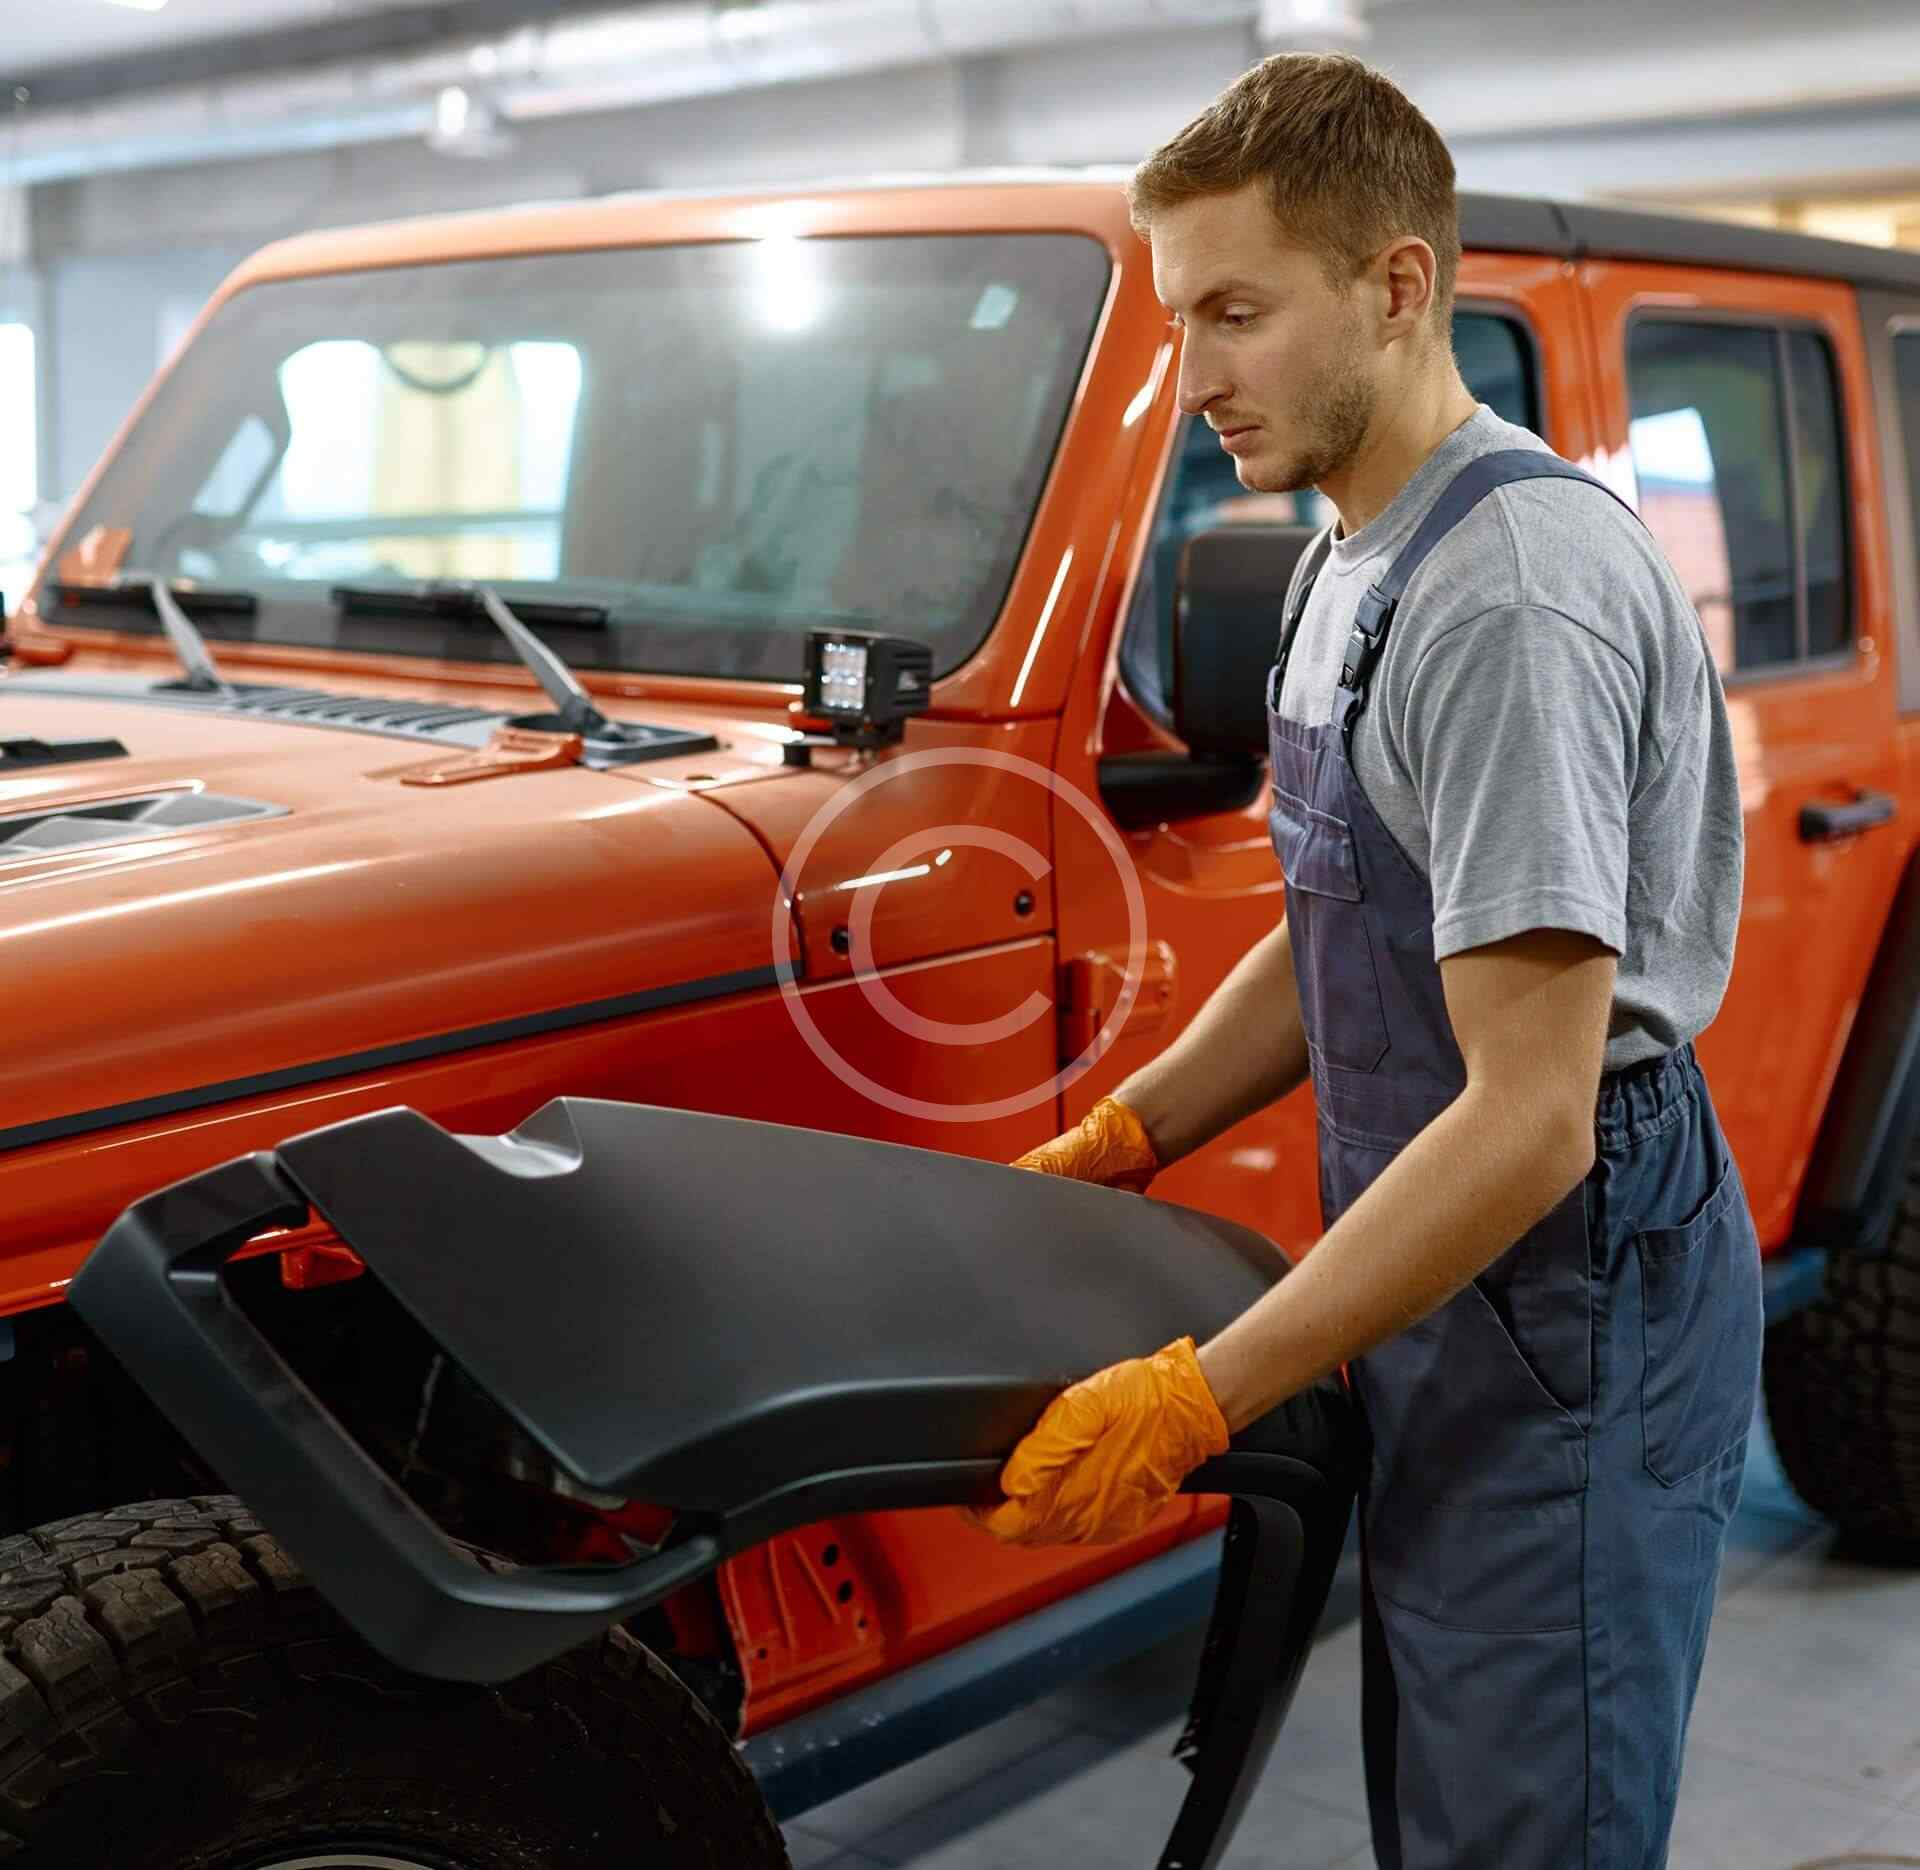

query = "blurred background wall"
[{"left": 3, "top": 0, "right": 1919, "bottom": 592}]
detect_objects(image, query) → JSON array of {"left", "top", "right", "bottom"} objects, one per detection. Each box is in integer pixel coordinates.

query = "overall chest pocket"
[{"left": 1267, "top": 785, "right": 1390, "bottom": 1075}]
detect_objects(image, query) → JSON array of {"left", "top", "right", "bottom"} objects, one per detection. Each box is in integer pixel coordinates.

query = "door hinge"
[{"left": 1059, "top": 941, "right": 1176, "bottom": 1061}]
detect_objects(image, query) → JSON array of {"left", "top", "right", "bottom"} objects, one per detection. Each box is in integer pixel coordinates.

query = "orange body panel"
[
  {"left": 0, "top": 698, "right": 781, "bottom": 1151},
  {"left": 0, "top": 181, "right": 1231, "bottom": 1733},
  {"left": 1, "top": 181, "right": 1907, "bottom": 1737},
  {"left": 1065, "top": 255, "right": 1603, "bottom": 1253}
]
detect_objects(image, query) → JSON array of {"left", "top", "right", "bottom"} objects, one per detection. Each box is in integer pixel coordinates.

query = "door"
[
  {"left": 1056, "top": 256, "right": 1600, "bottom": 1255},
  {"left": 1579, "top": 263, "right": 1905, "bottom": 1246}
]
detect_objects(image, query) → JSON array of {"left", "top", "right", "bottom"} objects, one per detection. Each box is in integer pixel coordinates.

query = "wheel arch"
[
  {"left": 1793, "top": 836, "right": 1920, "bottom": 1259},
  {"left": 0, "top": 1298, "right": 220, "bottom": 1535}
]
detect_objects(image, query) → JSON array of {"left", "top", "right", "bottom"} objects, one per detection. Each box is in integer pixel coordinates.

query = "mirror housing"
[
  {"left": 1095, "top": 522, "right": 1319, "bottom": 832},
  {"left": 1172, "top": 523, "right": 1319, "bottom": 758}
]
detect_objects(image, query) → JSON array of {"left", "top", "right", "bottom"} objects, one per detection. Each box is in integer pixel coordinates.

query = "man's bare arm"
[
  {"left": 1194, "top": 927, "right": 1616, "bottom": 1433},
  {"left": 1111, "top": 914, "right": 1311, "bottom": 1166}
]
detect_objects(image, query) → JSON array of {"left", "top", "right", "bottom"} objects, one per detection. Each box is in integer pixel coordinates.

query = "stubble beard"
[{"left": 1243, "top": 327, "right": 1375, "bottom": 497}]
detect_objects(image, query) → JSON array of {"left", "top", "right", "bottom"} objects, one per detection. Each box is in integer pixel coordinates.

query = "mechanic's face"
[{"left": 1152, "top": 184, "right": 1375, "bottom": 497}]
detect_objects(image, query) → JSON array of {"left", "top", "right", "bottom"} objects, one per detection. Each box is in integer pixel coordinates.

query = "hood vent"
[
  {"left": 0, "top": 791, "right": 285, "bottom": 859},
  {"left": 6, "top": 673, "right": 505, "bottom": 750},
  {"left": 4, "top": 675, "right": 715, "bottom": 765},
  {"left": 205, "top": 683, "right": 504, "bottom": 740}
]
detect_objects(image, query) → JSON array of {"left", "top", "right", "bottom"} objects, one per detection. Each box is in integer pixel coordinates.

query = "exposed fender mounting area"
[
  {"left": 1796, "top": 840, "right": 1920, "bottom": 1256},
  {"left": 72, "top": 1100, "right": 1360, "bottom": 1870}
]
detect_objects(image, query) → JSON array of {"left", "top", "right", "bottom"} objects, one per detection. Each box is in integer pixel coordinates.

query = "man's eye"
[{"left": 1221, "top": 309, "right": 1257, "bottom": 329}]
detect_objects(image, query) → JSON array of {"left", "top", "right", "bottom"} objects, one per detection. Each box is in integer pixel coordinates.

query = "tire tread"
[
  {"left": 1766, "top": 1149, "right": 1920, "bottom": 1553},
  {"left": 0, "top": 1496, "right": 788, "bottom": 1864}
]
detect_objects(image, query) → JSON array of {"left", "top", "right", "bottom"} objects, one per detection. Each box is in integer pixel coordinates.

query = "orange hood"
[{"left": 0, "top": 680, "right": 793, "bottom": 1151}]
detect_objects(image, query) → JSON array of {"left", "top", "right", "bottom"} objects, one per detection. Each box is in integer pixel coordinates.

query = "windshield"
[{"left": 52, "top": 234, "right": 1112, "bottom": 682}]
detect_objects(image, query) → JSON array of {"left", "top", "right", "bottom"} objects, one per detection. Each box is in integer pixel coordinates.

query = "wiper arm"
[
  {"left": 329, "top": 582, "right": 629, "bottom": 745},
  {"left": 45, "top": 576, "right": 246, "bottom": 695},
  {"left": 472, "top": 585, "right": 622, "bottom": 740},
  {"left": 147, "top": 577, "right": 233, "bottom": 696}
]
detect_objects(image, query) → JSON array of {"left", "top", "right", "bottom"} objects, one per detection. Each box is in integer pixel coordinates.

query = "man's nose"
[{"left": 1174, "top": 343, "right": 1229, "bottom": 417}]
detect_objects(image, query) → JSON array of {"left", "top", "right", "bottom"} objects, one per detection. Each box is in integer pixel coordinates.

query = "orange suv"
[{"left": 0, "top": 176, "right": 1914, "bottom": 1864}]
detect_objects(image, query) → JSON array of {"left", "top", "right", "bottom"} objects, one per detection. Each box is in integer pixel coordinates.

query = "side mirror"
[{"left": 1171, "top": 523, "right": 1319, "bottom": 759}]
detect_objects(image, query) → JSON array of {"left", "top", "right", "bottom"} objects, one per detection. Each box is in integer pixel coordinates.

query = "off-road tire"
[
  {"left": 1763, "top": 1153, "right": 1920, "bottom": 1559},
  {"left": 0, "top": 1494, "right": 791, "bottom": 1867}
]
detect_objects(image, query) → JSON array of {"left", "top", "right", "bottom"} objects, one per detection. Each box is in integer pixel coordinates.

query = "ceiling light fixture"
[
  {"left": 433, "top": 84, "right": 473, "bottom": 142},
  {"left": 1256, "top": 0, "right": 1369, "bottom": 48},
  {"left": 99, "top": 0, "right": 170, "bottom": 13},
  {"left": 426, "top": 83, "right": 515, "bottom": 159}
]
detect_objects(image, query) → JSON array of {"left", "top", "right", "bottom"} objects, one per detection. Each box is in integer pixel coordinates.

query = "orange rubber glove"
[
  {"left": 1012, "top": 1094, "right": 1160, "bottom": 1194},
  {"left": 965, "top": 1337, "right": 1231, "bottom": 1546}
]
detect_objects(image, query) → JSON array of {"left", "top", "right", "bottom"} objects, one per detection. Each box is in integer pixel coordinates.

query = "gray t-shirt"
[{"left": 1276, "top": 404, "right": 1743, "bottom": 1071}]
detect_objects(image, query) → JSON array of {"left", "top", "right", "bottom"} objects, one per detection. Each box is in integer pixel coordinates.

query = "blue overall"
[{"left": 1264, "top": 450, "right": 1764, "bottom": 1868}]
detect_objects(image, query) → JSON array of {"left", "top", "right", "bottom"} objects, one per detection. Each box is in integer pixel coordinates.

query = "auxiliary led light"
[{"left": 787, "top": 629, "right": 934, "bottom": 761}]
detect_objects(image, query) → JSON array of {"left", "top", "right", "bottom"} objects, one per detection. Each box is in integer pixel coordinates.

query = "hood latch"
[{"left": 385, "top": 724, "right": 584, "bottom": 787}]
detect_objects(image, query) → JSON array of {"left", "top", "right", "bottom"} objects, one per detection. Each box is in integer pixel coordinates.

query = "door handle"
[{"left": 1799, "top": 788, "right": 1896, "bottom": 843}]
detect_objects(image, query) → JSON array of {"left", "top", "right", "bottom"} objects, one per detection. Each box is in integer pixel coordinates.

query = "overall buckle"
[{"left": 1338, "top": 589, "right": 1396, "bottom": 693}]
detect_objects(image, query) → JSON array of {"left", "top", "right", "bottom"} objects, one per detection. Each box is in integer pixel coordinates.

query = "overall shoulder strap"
[
  {"left": 1375, "top": 448, "right": 1638, "bottom": 607},
  {"left": 1269, "top": 524, "right": 1336, "bottom": 673}
]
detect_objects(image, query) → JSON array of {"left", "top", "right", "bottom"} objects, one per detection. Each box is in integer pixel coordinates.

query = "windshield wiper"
[
  {"left": 46, "top": 576, "right": 245, "bottom": 696},
  {"left": 330, "top": 582, "right": 609, "bottom": 631},
  {"left": 330, "top": 582, "right": 636, "bottom": 746},
  {"left": 47, "top": 578, "right": 259, "bottom": 621}
]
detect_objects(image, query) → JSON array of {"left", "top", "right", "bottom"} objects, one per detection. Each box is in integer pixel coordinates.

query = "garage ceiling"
[
  {"left": 8, "top": 0, "right": 1920, "bottom": 206},
  {"left": 8, "top": 0, "right": 426, "bottom": 76}
]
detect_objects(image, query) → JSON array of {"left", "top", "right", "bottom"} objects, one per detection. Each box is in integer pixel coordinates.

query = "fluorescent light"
[
  {"left": 426, "top": 84, "right": 514, "bottom": 158},
  {"left": 100, "top": 0, "right": 170, "bottom": 12},
  {"left": 433, "top": 85, "right": 472, "bottom": 142}
]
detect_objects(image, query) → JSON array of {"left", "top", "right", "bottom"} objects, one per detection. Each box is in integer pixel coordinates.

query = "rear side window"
[
  {"left": 1789, "top": 330, "right": 1850, "bottom": 658},
  {"left": 1626, "top": 319, "right": 1851, "bottom": 675},
  {"left": 1891, "top": 331, "right": 1920, "bottom": 632},
  {"left": 1120, "top": 308, "right": 1540, "bottom": 728}
]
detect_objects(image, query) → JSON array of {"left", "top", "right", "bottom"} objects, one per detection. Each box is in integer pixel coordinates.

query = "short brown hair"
[{"left": 1130, "top": 53, "right": 1461, "bottom": 332}]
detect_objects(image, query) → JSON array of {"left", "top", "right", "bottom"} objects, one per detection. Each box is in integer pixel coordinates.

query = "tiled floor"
[{"left": 779, "top": 1411, "right": 1920, "bottom": 1868}]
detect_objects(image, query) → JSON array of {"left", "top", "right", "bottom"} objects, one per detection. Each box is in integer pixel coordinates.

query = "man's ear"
[{"left": 1376, "top": 236, "right": 1438, "bottom": 344}]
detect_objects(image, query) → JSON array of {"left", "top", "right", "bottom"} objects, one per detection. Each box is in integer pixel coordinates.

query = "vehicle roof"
[
  {"left": 1480, "top": 193, "right": 1920, "bottom": 297},
  {"left": 223, "top": 169, "right": 1920, "bottom": 299}
]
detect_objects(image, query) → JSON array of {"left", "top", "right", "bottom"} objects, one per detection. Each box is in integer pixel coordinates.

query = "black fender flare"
[
  {"left": 1795, "top": 836, "right": 1920, "bottom": 1258},
  {"left": 72, "top": 1098, "right": 1363, "bottom": 1870}
]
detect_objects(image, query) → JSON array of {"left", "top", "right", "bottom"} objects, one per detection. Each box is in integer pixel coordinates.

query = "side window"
[
  {"left": 1454, "top": 313, "right": 1538, "bottom": 435},
  {"left": 1895, "top": 331, "right": 1920, "bottom": 664},
  {"left": 1626, "top": 319, "right": 1852, "bottom": 675},
  {"left": 1789, "top": 331, "right": 1850, "bottom": 658},
  {"left": 1120, "top": 308, "right": 1539, "bottom": 727}
]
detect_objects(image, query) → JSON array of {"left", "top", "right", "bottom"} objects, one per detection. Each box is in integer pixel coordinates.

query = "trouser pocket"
[
  {"left": 1637, "top": 1147, "right": 1763, "bottom": 1487},
  {"left": 1357, "top": 1278, "right": 1587, "bottom": 1633},
  {"left": 1362, "top": 1587, "right": 1590, "bottom": 1869}
]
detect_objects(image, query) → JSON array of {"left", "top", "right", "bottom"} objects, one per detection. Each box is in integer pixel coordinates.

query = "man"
[{"left": 968, "top": 52, "right": 1761, "bottom": 1870}]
